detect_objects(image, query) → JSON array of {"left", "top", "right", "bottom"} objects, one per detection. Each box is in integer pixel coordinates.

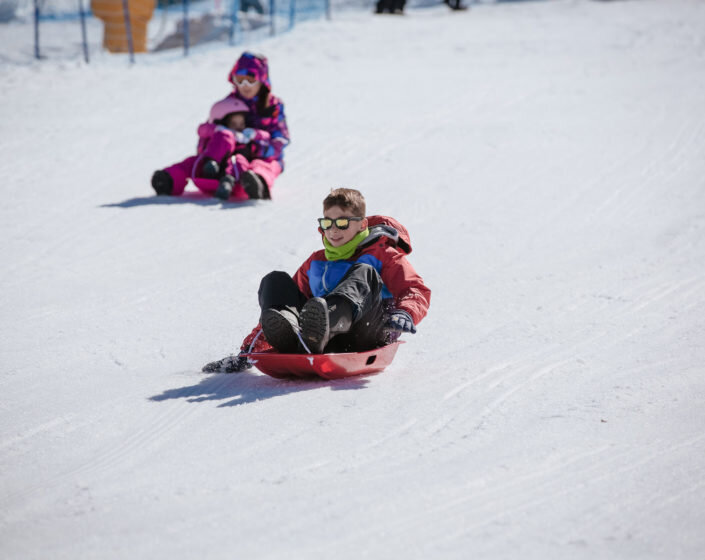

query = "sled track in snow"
[{"left": 0, "top": 376, "right": 230, "bottom": 518}]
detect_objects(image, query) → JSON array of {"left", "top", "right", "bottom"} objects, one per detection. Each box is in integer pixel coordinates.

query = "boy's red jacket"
[{"left": 240, "top": 215, "right": 431, "bottom": 353}]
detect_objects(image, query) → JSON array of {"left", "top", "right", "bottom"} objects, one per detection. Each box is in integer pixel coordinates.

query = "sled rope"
[
  {"left": 246, "top": 328, "right": 263, "bottom": 354},
  {"left": 296, "top": 330, "right": 313, "bottom": 354}
]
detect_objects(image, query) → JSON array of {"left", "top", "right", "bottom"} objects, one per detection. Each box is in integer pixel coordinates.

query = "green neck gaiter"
[{"left": 323, "top": 229, "right": 370, "bottom": 261}]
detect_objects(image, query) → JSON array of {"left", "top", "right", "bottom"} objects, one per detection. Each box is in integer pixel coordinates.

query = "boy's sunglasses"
[{"left": 318, "top": 217, "right": 363, "bottom": 230}]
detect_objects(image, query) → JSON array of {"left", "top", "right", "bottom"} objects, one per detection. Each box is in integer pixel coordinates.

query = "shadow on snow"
[
  {"left": 101, "top": 191, "right": 259, "bottom": 209},
  {"left": 149, "top": 370, "right": 371, "bottom": 407}
]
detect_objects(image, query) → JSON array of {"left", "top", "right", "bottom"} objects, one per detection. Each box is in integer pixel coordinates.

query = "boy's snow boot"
[
  {"left": 327, "top": 296, "right": 353, "bottom": 334},
  {"left": 215, "top": 174, "right": 235, "bottom": 200},
  {"left": 241, "top": 171, "right": 270, "bottom": 200},
  {"left": 151, "top": 170, "right": 173, "bottom": 196},
  {"left": 261, "top": 307, "right": 300, "bottom": 353},
  {"left": 201, "top": 158, "right": 220, "bottom": 179},
  {"left": 300, "top": 298, "right": 329, "bottom": 353},
  {"left": 300, "top": 296, "right": 353, "bottom": 354}
]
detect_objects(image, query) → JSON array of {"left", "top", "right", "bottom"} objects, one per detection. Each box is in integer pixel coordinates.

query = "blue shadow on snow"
[
  {"left": 101, "top": 192, "right": 259, "bottom": 209},
  {"left": 150, "top": 370, "right": 370, "bottom": 407}
]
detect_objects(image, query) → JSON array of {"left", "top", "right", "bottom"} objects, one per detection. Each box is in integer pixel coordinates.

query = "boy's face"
[
  {"left": 224, "top": 113, "right": 246, "bottom": 131},
  {"left": 322, "top": 205, "right": 368, "bottom": 247}
]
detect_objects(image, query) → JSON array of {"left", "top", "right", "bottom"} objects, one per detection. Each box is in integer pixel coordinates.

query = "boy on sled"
[{"left": 204, "top": 188, "right": 431, "bottom": 373}]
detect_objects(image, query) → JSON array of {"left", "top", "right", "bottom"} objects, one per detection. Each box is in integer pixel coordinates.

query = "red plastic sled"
[{"left": 243, "top": 342, "right": 403, "bottom": 380}]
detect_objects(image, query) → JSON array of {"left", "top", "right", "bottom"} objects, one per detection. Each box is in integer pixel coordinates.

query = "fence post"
[
  {"left": 325, "top": 0, "right": 331, "bottom": 20},
  {"left": 33, "top": 0, "right": 40, "bottom": 59},
  {"left": 183, "top": 0, "right": 190, "bottom": 56},
  {"left": 229, "top": 0, "right": 239, "bottom": 45},
  {"left": 288, "top": 0, "right": 294, "bottom": 30},
  {"left": 269, "top": 0, "right": 275, "bottom": 36},
  {"left": 78, "top": 0, "right": 90, "bottom": 63},
  {"left": 120, "top": 0, "right": 135, "bottom": 63}
]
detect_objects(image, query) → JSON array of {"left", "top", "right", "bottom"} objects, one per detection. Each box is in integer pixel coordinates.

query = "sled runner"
[{"left": 243, "top": 341, "right": 403, "bottom": 380}]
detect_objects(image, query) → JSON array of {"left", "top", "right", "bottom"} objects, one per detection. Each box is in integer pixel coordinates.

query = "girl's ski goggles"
[
  {"left": 318, "top": 217, "right": 363, "bottom": 230},
  {"left": 234, "top": 76, "right": 258, "bottom": 87}
]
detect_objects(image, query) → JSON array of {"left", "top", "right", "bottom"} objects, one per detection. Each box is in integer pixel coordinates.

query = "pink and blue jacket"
[{"left": 224, "top": 52, "right": 290, "bottom": 167}]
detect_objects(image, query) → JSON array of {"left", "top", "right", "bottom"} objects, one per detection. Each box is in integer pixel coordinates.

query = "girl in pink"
[{"left": 151, "top": 52, "right": 290, "bottom": 201}]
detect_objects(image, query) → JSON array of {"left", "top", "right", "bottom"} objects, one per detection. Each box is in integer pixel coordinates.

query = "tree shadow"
[
  {"left": 101, "top": 191, "right": 257, "bottom": 209},
  {"left": 150, "top": 370, "right": 371, "bottom": 407}
]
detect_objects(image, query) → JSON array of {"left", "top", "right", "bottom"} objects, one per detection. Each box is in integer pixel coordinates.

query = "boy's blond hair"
[{"left": 323, "top": 188, "right": 366, "bottom": 217}]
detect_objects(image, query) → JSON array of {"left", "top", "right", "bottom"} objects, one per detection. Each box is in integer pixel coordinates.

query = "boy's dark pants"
[{"left": 258, "top": 263, "right": 388, "bottom": 353}]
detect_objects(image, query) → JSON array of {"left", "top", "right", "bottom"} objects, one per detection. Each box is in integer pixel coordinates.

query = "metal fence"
[
  {"left": 0, "top": 0, "right": 540, "bottom": 63},
  {"left": 1, "top": 0, "right": 363, "bottom": 63}
]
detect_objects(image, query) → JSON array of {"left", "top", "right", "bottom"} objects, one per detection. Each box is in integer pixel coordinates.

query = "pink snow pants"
[{"left": 163, "top": 129, "right": 282, "bottom": 199}]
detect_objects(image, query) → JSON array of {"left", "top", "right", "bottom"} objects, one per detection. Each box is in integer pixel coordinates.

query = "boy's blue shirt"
[{"left": 308, "top": 228, "right": 393, "bottom": 300}]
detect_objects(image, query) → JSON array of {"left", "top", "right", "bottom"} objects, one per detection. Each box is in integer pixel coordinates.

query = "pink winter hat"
[
  {"left": 209, "top": 96, "right": 249, "bottom": 122},
  {"left": 228, "top": 52, "right": 271, "bottom": 90}
]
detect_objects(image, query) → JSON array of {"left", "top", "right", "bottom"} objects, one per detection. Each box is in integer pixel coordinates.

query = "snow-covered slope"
[{"left": 2, "top": 1, "right": 705, "bottom": 558}]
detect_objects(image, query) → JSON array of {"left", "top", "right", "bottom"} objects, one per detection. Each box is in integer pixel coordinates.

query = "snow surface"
[{"left": 2, "top": 0, "right": 705, "bottom": 558}]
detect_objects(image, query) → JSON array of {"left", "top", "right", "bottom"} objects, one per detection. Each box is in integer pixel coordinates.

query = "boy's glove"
[
  {"left": 202, "top": 354, "right": 252, "bottom": 373},
  {"left": 386, "top": 310, "right": 416, "bottom": 334}
]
